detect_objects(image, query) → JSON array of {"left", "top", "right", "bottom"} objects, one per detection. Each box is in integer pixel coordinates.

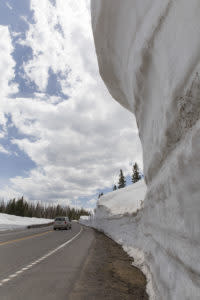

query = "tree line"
[{"left": 0, "top": 197, "right": 90, "bottom": 220}]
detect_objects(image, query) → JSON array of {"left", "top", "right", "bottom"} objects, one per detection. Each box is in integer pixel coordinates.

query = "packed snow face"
[
  {"left": 91, "top": 1, "right": 200, "bottom": 299},
  {"left": 80, "top": 181, "right": 154, "bottom": 296},
  {"left": 0, "top": 213, "right": 52, "bottom": 231},
  {"left": 96, "top": 179, "right": 146, "bottom": 217}
]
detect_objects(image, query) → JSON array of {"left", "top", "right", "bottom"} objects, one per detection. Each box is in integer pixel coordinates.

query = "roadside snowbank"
[
  {"left": 90, "top": 1, "right": 200, "bottom": 299},
  {"left": 80, "top": 181, "right": 155, "bottom": 297},
  {"left": 0, "top": 213, "right": 53, "bottom": 231},
  {"left": 79, "top": 215, "right": 90, "bottom": 222}
]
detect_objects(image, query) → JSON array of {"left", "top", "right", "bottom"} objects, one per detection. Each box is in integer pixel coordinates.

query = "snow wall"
[{"left": 90, "top": 1, "right": 200, "bottom": 299}]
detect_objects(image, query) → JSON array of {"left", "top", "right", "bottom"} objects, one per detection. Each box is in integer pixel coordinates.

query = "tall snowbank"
[
  {"left": 80, "top": 180, "right": 155, "bottom": 297},
  {"left": 0, "top": 213, "right": 53, "bottom": 231},
  {"left": 91, "top": 1, "right": 200, "bottom": 299}
]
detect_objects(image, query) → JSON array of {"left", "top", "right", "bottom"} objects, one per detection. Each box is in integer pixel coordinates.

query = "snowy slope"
[
  {"left": 97, "top": 180, "right": 146, "bottom": 216},
  {"left": 90, "top": 2, "right": 200, "bottom": 300},
  {"left": 0, "top": 213, "right": 53, "bottom": 231}
]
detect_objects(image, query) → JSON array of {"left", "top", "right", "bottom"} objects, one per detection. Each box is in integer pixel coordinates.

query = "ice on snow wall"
[{"left": 91, "top": 1, "right": 200, "bottom": 299}]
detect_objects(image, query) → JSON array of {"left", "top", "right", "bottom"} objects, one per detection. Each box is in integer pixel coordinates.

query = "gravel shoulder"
[{"left": 69, "top": 228, "right": 148, "bottom": 300}]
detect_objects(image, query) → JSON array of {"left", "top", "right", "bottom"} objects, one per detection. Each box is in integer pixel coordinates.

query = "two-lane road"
[{"left": 0, "top": 223, "right": 94, "bottom": 300}]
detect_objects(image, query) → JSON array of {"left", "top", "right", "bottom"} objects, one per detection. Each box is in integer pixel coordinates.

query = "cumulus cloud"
[
  {"left": 0, "top": 145, "right": 10, "bottom": 155},
  {"left": 4, "top": 91, "right": 141, "bottom": 205},
  {"left": 0, "top": 26, "right": 18, "bottom": 97},
  {"left": 0, "top": 26, "right": 18, "bottom": 142},
  {"left": 0, "top": 1, "right": 142, "bottom": 208},
  {"left": 22, "top": 0, "right": 93, "bottom": 94}
]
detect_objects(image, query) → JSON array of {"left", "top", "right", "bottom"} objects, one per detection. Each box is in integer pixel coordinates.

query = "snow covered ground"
[
  {"left": 96, "top": 179, "right": 146, "bottom": 216},
  {"left": 89, "top": 2, "right": 200, "bottom": 300},
  {"left": 0, "top": 213, "right": 53, "bottom": 231}
]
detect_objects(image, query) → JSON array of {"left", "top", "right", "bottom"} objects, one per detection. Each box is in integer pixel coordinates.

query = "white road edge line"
[{"left": 0, "top": 227, "right": 83, "bottom": 287}]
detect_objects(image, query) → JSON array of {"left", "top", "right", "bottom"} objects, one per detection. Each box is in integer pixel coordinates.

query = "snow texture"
[
  {"left": 0, "top": 213, "right": 52, "bottom": 231},
  {"left": 96, "top": 179, "right": 146, "bottom": 217},
  {"left": 89, "top": 1, "right": 200, "bottom": 299}
]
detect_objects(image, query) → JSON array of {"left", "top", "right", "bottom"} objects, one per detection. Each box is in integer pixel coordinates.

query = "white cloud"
[
  {"left": 22, "top": 0, "right": 92, "bottom": 93},
  {"left": 0, "top": 26, "right": 18, "bottom": 143},
  {"left": 0, "top": 1, "right": 142, "bottom": 208},
  {"left": 87, "top": 198, "right": 97, "bottom": 205},
  {"left": 6, "top": 2, "right": 13, "bottom": 10},
  {"left": 0, "top": 145, "right": 10, "bottom": 155},
  {"left": 0, "top": 185, "right": 21, "bottom": 201},
  {"left": 0, "top": 26, "right": 18, "bottom": 98},
  {"left": 3, "top": 92, "right": 141, "bottom": 205}
]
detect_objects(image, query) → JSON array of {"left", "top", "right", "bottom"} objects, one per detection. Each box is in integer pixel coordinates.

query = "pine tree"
[
  {"left": 132, "top": 162, "right": 141, "bottom": 183},
  {"left": 0, "top": 200, "right": 5, "bottom": 213},
  {"left": 0, "top": 196, "right": 90, "bottom": 220},
  {"left": 118, "top": 169, "right": 126, "bottom": 189},
  {"left": 15, "top": 197, "right": 25, "bottom": 216},
  {"left": 113, "top": 184, "right": 117, "bottom": 191},
  {"left": 98, "top": 192, "right": 104, "bottom": 199}
]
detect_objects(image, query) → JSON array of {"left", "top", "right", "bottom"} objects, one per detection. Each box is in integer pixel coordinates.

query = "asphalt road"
[{"left": 0, "top": 222, "right": 94, "bottom": 300}]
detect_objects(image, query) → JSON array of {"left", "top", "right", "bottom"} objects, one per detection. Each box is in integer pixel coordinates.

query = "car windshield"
[{"left": 55, "top": 217, "right": 65, "bottom": 221}]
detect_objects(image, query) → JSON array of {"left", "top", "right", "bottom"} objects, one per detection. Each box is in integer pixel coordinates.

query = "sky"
[{"left": 0, "top": 0, "right": 142, "bottom": 210}]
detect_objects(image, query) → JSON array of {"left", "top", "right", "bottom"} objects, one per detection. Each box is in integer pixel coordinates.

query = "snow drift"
[
  {"left": 0, "top": 213, "right": 52, "bottom": 231},
  {"left": 90, "top": 1, "right": 200, "bottom": 299}
]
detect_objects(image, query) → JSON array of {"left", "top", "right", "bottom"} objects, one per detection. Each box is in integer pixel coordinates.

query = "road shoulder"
[{"left": 69, "top": 228, "right": 148, "bottom": 300}]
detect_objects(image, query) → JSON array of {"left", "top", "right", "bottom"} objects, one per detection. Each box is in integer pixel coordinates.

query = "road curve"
[{"left": 0, "top": 222, "right": 94, "bottom": 300}]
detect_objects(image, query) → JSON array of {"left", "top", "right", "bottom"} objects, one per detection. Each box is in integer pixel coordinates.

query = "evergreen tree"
[
  {"left": 98, "top": 192, "right": 104, "bottom": 199},
  {"left": 118, "top": 169, "right": 126, "bottom": 189},
  {"left": 0, "top": 196, "right": 90, "bottom": 220},
  {"left": 132, "top": 162, "right": 141, "bottom": 183},
  {"left": 9, "top": 199, "right": 16, "bottom": 215},
  {"left": 113, "top": 184, "right": 117, "bottom": 191},
  {"left": 0, "top": 200, "right": 5, "bottom": 213},
  {"left": 15, "top": 197, "right": 25, "bottom": 216}
]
